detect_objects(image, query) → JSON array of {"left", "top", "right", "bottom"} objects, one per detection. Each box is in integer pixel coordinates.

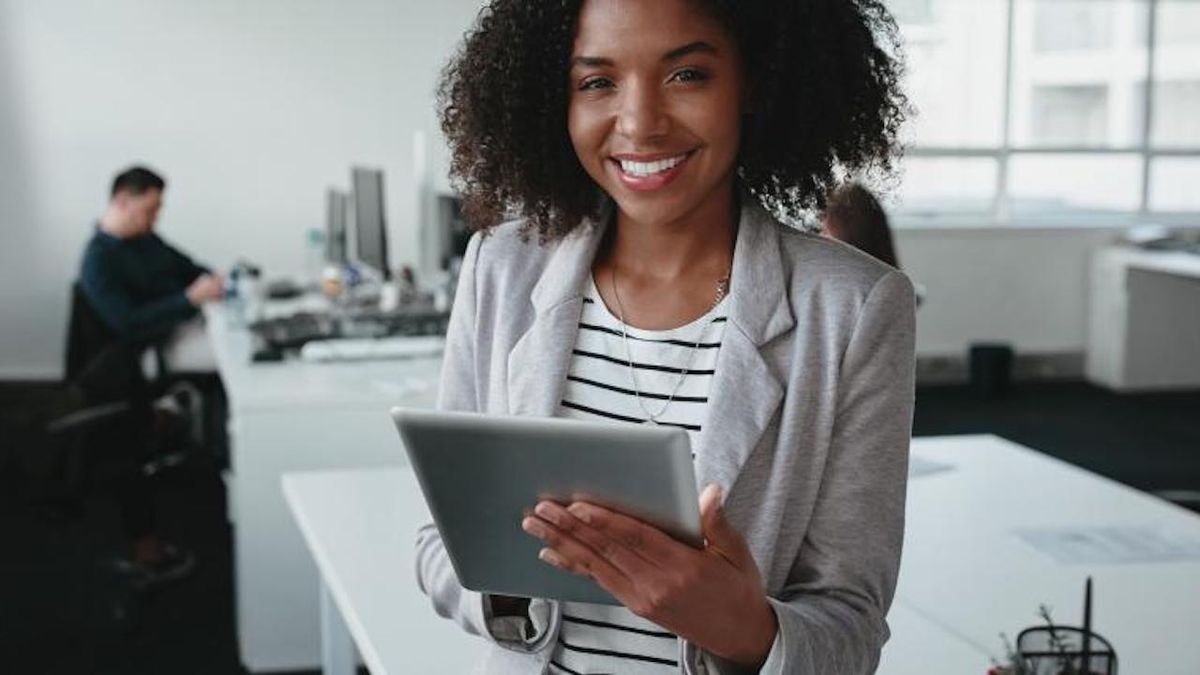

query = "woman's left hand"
[{"left": 521, "top": 484, "right": 778, "bottom": 669}]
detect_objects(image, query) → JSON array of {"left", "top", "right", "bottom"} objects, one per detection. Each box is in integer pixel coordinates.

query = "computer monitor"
[
  {"left": 352, "top": 167, "right": 390, "bottom": 279},
  {"left": 432, "top": 194, "right": 472, "bottom": 271},
  {"left": 325, "top": 189, "right": 349, "bottom": 265}
]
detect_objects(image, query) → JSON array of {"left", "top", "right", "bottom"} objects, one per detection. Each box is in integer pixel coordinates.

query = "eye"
[
  {"left": 670, "top": 68, "right": 710, "bottom": 84},
  {"left": 578, "top": 76, "right": 615, "bottom": 91}
]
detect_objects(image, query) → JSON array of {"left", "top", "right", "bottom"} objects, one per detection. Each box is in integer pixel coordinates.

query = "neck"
[{"left": 606, "top": 181, "right": 737, "bottom": 281}]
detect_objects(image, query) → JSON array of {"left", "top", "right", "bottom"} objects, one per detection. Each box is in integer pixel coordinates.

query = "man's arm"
[
  {"left": 157, "top": 234, "right": 210, "bottom": 285},
  {"left": 79, "top": 248, "right": 198, "bottom": 343}
]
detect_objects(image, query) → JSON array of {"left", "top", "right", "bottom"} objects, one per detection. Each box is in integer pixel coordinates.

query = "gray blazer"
[{"left": 416, "top": 200, "right": 916, "bottom": 674}]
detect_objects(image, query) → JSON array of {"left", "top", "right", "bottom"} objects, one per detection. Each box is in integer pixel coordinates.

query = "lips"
[{"left": 610, "top": 151, "right": 694, "bottom": 192}]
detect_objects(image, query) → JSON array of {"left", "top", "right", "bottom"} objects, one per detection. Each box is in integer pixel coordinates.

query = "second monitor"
[{"left": 352, "top": 167, "right": 389, "bottom": 280}]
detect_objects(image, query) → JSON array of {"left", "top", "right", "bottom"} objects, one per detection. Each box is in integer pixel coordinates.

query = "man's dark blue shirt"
[{"left": 79, "top": 226, "right": 209, "bottom": 343}]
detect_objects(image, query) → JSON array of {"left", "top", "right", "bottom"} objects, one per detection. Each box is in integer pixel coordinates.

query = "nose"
[{"left": 615, "top": 78, "right": 669, "bottom": 142}]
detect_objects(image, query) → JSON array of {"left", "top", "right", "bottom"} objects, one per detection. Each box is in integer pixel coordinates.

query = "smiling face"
[{"left": 567, "top": 0, "right": 745, "bottom": 229}]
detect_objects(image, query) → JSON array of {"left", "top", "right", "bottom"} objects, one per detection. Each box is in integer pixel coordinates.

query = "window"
[
  {"left": 888, "top": 0, "right": 1200, "bottom": 224},
  {"left": 897, "top": 0, "right": 1008, "bottom": 147},
  {"left": 1029, "top": 85, "right": 1109, "bottom": 145},
  {"left": 1034, "top": 0, "right": 1113, "bottom": 52},
  {"left": 889, "top": 0, "right": 935, "bottom": 25}
]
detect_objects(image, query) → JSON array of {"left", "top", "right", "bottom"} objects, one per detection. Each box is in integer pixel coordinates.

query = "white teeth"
[{"left": 618, "top": 154, "right": 687, "bottom": 177}]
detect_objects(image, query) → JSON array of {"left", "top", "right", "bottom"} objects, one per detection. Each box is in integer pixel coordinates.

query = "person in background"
[
  {"left": 74, "top": 165, "right": 223, "bottom": 586},
  {"left": 822, "top": 181, "right": 900, "bottom": 268}
]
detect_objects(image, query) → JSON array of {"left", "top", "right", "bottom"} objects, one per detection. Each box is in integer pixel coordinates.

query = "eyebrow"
[{"left": 571, "top": 40, "right": 719, "bottom": 69}]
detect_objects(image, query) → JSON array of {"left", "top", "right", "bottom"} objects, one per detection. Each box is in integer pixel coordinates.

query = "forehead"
[
  {"left": 572, "top": 0, "right": 731, "bottom": 58},
  {"left": 128, "top": 189, "right": 163, "bottom": 205}
]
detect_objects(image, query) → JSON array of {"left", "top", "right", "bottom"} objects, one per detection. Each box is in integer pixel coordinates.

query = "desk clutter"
[
  {"left": 248, "top": 308, "right": 449, "bottom": 362},
  {"left": 990, "top": 579, "right": 1117, "bottom": 675}
]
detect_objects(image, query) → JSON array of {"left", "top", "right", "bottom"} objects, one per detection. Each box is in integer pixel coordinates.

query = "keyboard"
[
  {"left": 250, "top": 309, "right": 449, "bottom": 352},
  {"left": 298, "top": 335, "right": 446, "bottom": 362}
]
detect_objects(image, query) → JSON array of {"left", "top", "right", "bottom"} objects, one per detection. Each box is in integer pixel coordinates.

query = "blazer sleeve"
[
  {"left": 728, "top": 269, "right": 916, "bottom": 675},
  {"left": 413, "top": 232, "right": 559, "bottom": 654},
  {"left": 414, "top": 232, "right": 487, "bottom": 639}
]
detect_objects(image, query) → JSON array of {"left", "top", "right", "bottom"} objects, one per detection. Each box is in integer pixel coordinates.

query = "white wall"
[
  {"left": 0, "top": 0, "right": 482, "bottom": 378},
  {"left": 896, "top": 227, "right": 1123, "bottom": 358}
]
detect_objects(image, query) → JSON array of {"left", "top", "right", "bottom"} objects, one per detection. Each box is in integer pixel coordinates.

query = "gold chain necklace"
[{"left": 609, "top": 266, "right": 731, "bottom": 425}]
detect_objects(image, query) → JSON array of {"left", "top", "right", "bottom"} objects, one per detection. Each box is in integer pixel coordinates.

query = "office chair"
[
  {"left": 66, "top": 282, "right": 203, "bottom": 473},
  {"left": 17, "top": 285, "right": 195, "bottom": 517}
]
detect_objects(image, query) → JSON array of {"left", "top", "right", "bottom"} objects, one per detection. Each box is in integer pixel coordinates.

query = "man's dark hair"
[
  {"left": 824, "top": 182, "right": 899, "bottom": 268},
  {"left": 110, "top": 166, "right": 166, "bottom": 198},
  {"left": 439, "top": 0, "right": 909, "bottom": 240}
]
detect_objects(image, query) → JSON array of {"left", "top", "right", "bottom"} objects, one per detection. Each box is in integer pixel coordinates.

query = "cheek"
[
  {"left": 568, "top": 104, "right": 608, "bottom": 172},
  {"left": 703, "top": 94, "right": 743, "bottom": 160}
]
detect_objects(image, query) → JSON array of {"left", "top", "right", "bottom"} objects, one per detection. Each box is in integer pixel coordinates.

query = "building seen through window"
[{"left": 887, "top": 0, "right": 1200, "bottom": 222}]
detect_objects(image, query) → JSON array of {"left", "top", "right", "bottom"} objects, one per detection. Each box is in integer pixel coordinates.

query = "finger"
[
  {"left": 698, "top": 484, "right": 754, "bottom": 567},
  {"left": 533, "top": 501, "right": 661, "bottom": 578},
  {"left": 539, "top": 545, "right": 642, "bottom": 605},
  {"left": 565, "top": 501, "right": 691, "bottom": 566},
  {"left": 521, "top": 515, "right": 636, "bottom": 593}
]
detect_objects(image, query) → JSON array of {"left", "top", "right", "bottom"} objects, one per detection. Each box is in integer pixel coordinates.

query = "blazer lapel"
[
  {"left": 693, "top": 201, "right": 794, "bottom": 494},
  {"left": 507, "top": 220, "right": 608, "bottom": 417},
  {"left": 505, "top": 200, "right": 795, "bottom": 494}
]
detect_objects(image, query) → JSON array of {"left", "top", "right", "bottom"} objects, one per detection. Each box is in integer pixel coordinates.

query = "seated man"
[{"left": 76, "top": 165, "right": 224, "bottom": 586}]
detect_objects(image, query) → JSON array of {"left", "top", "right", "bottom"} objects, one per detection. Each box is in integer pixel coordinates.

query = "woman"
[
  {"left": 822, "top": 182, "right": 901, "bottom": 269},
  {"left": 417, "top": 1, "right": 914, "bottom": 673}
]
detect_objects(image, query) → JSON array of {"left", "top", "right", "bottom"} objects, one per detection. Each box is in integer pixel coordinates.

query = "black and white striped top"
[{"left": 549, "top": 276, "right": 727, "bottom": 674}]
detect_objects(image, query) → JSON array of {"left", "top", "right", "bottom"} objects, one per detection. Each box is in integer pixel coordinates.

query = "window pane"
[
  {"left": 1151, "top": 1, "right": 1200, "bottom": 147},
  {"left": 1149, "top": 158, "right": 1200, "bottom": 211},
  {"left": 896, "top": 157, "right": 997, "bottom": 217},
  {"left": 1011, "top": 0, "right": 1149, "bottom": 148},
  {"left": 889, "top": 0, "right": 935, "bottom": 25},
  {"left": 1009, "top": 154, "right": 1142, "bottom": 215},
  {"left": 1030, "top": 85, "right": 1109, "bottom": 145},
  {"left": 890, "top": 0, "right": 1007, "bottom": 147},
  {"left": 1034, "top": 0, "right": 1114, "bottom": 51}
]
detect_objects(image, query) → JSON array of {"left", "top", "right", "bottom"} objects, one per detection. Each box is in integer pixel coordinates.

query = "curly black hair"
[{"left": 438, "top": 0, "right": 908, "bottom": 239}]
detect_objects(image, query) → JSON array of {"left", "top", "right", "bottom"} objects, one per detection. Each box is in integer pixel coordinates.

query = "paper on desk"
[
  {"left": 1015, "top": 526, "right": 1200, "bottom": 564},
  {"left": 908, "top": 456, "right": 955, "bottom": 479}
]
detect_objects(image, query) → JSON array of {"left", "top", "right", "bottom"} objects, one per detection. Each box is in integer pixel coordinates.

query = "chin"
[{"left": 609, "top": 194, "right": 690, "bottom": 227}]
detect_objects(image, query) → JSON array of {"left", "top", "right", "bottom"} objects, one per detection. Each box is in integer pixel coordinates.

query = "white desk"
[
  {"left": 283, "top": 467, "right": 483, "bottom": 675},
  {"left": 283, "top": 464, "right": 992, "bottom": 675},
  {"left": 1086, "top": 246, "right": 1200, "bottom": 391},
  {"left": 296, "top": 438, "right": 1182, "bottom": 674},
  {"left": 896, "top": 435, "right": 1200, "bottom": 674},
  {"left": 204, "top": 301, "right": 443, "bottom": 672},
  {"left": 284, "top": 435, "right": 1200, "bottom": 674}
]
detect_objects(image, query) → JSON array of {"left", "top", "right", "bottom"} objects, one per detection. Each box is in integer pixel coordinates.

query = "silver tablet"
[{"left": 391, "top": 407, "right": 702, "bottom": 605}]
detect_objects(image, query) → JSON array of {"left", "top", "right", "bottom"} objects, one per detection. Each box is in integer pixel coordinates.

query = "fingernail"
[
  {"left": 567, "top": 504, "right": 591, "bottom": 523},
  {"left": 522, "top": 517, "right": 545, "bottom": 538},
  {"left": 539, "top": 548, "right": 564, "bottom": 567},
  {"left": 534, "top": 501, "right": 556, "bottom": 521}
]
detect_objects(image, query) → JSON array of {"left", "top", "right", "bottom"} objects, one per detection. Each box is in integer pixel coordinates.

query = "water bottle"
[{"left": 304, "top": 228, "right": 325, "bottom": 285}]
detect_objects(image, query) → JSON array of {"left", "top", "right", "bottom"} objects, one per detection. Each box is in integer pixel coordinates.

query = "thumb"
[{"left": 699, "top": 484, "right": 750, "bottom": 564}]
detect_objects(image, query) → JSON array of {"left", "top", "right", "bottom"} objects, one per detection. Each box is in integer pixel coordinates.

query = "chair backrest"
[
  {"left": 65, "top": 283, "right": 162, "bottom": 405},
  {"left": 65, "top": 283, "right": 115, "bottom": 384},
  {"left": 63, "top": 281, "right": 135, "bottom": 386}
]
